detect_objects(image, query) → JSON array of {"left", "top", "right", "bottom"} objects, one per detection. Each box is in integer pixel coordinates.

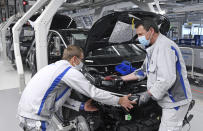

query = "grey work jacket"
[
  {"left": 134, "top": 33, "right": 192, "bottom": 109},
  {"left": 18, "top": 60, "right": 119, "bottom": 121}
]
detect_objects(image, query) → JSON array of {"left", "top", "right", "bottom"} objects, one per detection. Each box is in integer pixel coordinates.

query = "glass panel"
[
  {"left": 88, "top": 44, "right": 143, "bottom": 57},
  {"left": 72, "top": 34, "right": 87, "bottom": 40}
]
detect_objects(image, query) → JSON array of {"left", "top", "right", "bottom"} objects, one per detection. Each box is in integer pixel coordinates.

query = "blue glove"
[
  {"left": 79, "top": 102, "right": 85, "bottom": 110},
  {"left": 135, "top": 70, "right": 145, "bottom": 81}
]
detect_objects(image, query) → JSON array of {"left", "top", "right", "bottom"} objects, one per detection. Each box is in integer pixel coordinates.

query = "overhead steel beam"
[
  {"left": 173, "top": 3, "right": 203, "bottom": 13},
  {"left": 93, "top": 1, "right": 138, "bottom": 23},
  {"left": 62, "top": 0, "right": 151, "bottom": 12},
  {"left": 68, "top": 9, "right": 95, "bottom": 18}
]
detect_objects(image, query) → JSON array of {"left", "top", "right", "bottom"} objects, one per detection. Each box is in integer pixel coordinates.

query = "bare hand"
[
  {"left": 118, "top": 94, "right": 136, "bottom": 112},
  {"left": 84, "top": 99, "right": 98, "bottom": 112},
  {"left": 104, "top": 75, "right": 118, "bottom": 80}
]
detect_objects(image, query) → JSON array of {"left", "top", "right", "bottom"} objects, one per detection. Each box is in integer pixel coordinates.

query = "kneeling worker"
[{"left": 17, "top": 45, "right": 135, "bottom": 131}]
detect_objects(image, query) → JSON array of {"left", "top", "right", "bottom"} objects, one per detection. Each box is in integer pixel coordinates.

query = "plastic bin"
[{"left": 115, "top": 61, "right": 136, "bottom": 75}]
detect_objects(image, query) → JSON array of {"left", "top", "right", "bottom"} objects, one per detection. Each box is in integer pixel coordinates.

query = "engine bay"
[{"left": 55, "top": 66, "right": 162, "bottom": 131}]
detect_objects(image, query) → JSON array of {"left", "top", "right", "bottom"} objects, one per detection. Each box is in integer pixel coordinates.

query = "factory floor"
[{"left": 0, "top": 56, "right": 203, "bottom": 131}]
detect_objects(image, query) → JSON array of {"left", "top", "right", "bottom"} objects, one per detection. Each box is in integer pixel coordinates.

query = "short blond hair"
[{"left": 62, "top": 45, "right": 83, "bottom": 61}]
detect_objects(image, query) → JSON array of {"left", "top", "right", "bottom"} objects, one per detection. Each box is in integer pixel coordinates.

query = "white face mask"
[{"left": 75, "top": 57, "right": 84, "bottom": 71}]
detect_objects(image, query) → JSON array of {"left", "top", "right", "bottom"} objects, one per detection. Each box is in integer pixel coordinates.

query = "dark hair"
[
  {"left": 135, "top": 20, "right": 159, "bottom": 33},
  {"left": 62, "top": 45, "right": 83, "bottom": 61}
]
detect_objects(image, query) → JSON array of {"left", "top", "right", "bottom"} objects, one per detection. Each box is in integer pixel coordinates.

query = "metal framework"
[
  {"left": 12, "top": 0, "right": 88, "bottom": 93},
  {"left": 12, "top": 0, "right": 163, "bottom": 93},
  {"left": 10, "top": 0, "right": 167, "bottom": 130},
  {"left": 179, "top": 47, "right": 195, "bottom": 78},
  {"left": 12, "top": 0, "right": 51, "bottom": 93},
  {"left": 0, "top": 22, "right": 6, "bottom": 53},
  {"left": 0, "top": 15, "right": 19, "bottom": 60}
]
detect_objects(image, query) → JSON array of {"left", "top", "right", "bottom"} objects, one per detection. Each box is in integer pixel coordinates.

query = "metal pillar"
[
  {"left": 34, "top": 0, "right": 86, "bottom": 71},
  {"left": 12, "top": 0, "right": 50, "bottom": 93},
  {"left": 6, "top": 0, "right": 9, "bottom": 18},
  {"left": 34, "top": 0, "right": 66, "bottom": 71},
  {"left": 180, "top": 47, "right": 195, "bottom": 79},
  {"left": 1, "top": 15, "right": 17, "bottom": 61},
  {"left": 14, "top": 0, "right": 17, "bottom": 14}
]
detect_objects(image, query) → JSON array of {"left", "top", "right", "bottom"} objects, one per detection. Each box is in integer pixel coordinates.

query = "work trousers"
[{"left": 159, "top": 103, "right": 190, "bottom": 131}]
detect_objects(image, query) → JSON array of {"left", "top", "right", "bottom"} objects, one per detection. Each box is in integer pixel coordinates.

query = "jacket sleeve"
[
  {"left": 64, "top": 97, "right": 82, "bottom": 111},
  {"left": 134, "top": 57, "right": 147, "bottom": 81},
  {"left": 149, "top": 45, "right": 177, "bottom": 100},
  {"left": 63, "top": 70, "right": 120, "bottom": 106}
]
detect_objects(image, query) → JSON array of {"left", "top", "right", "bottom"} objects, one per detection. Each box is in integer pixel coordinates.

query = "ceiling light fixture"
[{"left": 160, "top": 10, "right": 166, "bottom": 15}]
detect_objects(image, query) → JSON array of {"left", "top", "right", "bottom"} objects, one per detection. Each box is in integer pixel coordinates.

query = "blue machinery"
[{"left": 179, "top": 35, "right": 203, "bottom": 46}]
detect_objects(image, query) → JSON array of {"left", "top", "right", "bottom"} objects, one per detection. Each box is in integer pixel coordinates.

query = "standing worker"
[
  {"left": 115, "top": 20, "right": 192, "bottom": 131},
  {"left": 17, "top": 45, "right": 135, "bottom": 131}
]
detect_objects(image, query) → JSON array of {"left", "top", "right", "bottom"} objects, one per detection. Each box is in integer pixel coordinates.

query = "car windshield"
[
  {"left": 20, "top": 27, "right": 35, "bottom": 42},
  {"left": 88, "top": 44, "right": 144, "bottom": 58},
  {"left": 71, "top": 33, "right": 87, "bottom": 49},
  {"left": 72, "top": 33, "right": 87, "bottom": 40}
]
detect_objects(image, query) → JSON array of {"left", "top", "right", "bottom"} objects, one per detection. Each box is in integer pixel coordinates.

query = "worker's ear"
[
  {"left": 69, "top": 56, "right": 76, "bottom": 66},
  {"left": 73, "top": 56, "right": 80, "bottom": 65},
  {"left": 72, "top": 56, "right": 76, "bottom": 62},
  {"left": 149, "top": 27, "right": 154, "bottom": 34}
]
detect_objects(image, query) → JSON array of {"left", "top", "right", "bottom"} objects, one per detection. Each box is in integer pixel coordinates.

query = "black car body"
[
  {"left": 51, "top": 11, "right": 172, "bottom": 131},
  {"left": 26, "top": 11, "right": 194, "bottom": 131}
]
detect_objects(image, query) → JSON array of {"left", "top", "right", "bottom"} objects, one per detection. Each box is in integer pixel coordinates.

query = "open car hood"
[
  {"left": 29, "top": 13, "right": 77, "bottom": 30},
  {"left": 84, "top": 11, "right": 170, "bottom": 56}
]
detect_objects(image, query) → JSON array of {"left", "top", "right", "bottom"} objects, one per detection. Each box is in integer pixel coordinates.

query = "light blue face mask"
[
  {"left": 138, "top": 31, "right": 152, "bottom": 47},
  {"left": 75, "top": 57, "right": 84, "bottom": 71}
]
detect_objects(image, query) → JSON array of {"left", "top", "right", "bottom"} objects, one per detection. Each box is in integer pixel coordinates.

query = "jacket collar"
[
  {"left": 59, "top": 60, "right": 72, "bottom": 66},
  {"left": 146, "top": 33, "right": 162, "bottom": 55}
]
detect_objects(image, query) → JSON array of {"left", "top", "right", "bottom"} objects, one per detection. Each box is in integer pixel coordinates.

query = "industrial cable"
[{"left": 191, "top": 88, "right": 203, "bottom": 94}]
